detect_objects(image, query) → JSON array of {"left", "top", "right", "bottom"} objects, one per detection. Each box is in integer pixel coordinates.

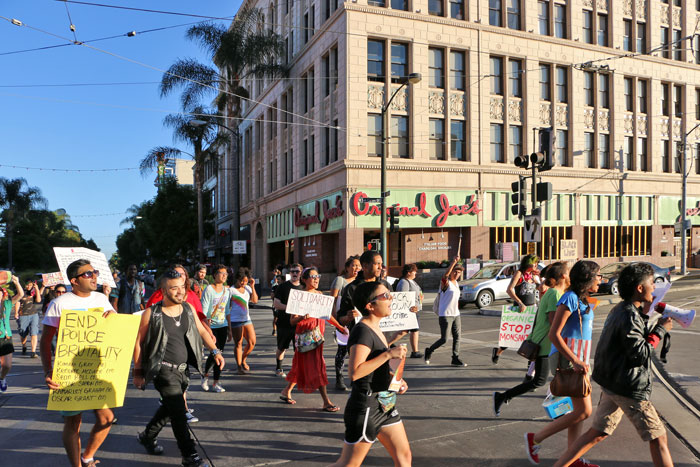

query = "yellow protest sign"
[{"left": 47, "top": 309, "right": 140, "bottom": 411}]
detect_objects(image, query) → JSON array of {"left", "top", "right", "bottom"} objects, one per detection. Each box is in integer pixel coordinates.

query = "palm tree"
[{"left": 0, "top": 177, "right": 48, "bottom": 268}]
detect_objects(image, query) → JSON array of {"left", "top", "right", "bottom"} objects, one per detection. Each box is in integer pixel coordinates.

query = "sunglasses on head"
[
  {"left": 75, "top": 270, "right": 100, "bottom": 279},
  {"left": 164, "top": 270, "right": 182, "bottom": 279},
  {"left": 370, "top": 291, "right": 393, "bottom": 303}
]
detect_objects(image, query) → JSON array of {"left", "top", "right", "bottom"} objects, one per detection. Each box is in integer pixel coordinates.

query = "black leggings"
[
  {"left": 335, "top": 344, "right": 348, "bottom": 374},
  {"left": 205, "top": 326, "right": 228, "bottom": 381},
  {"left": 503, "top": 355, "right": 549, "bottom": 401}
]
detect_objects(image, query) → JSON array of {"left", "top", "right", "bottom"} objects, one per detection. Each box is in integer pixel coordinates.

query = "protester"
[
  {"left": 493, "top": 262, "right": 570, "bottom": 416},
  {"left": 280, "top": 267, "right": 341, "bottom": 411},
  {"left": 395, "top": 263, "right": 424, "bottom": 358},
  {"left": 330, "top": 255, "right": 361, "bottom": 391},
  {"left": 493, "top": 254, "right": 540, "bottom": 364},
  {"left": 200, "top": 264, "right": 232, "bottom": 392},
  {"left": 40, "top": 259, "right": 116, "bottom": 467},
  {"left": 111, "top": 264, "right": 145, "bottom": 314},
  {"left": 133, "top": 269, "right": 223, "bottom": 467},
  {"left": 272, "top": 263, "right": 304, "bottom": 377},
  {"left": 553, "top": 263, "right": 673, "bottom": 467},
  {"left": 192, "top": 265, "right": 209, "bottom": 300},
  {"left": 524, "top": 260, "right": 601, "bottom": 467},
  {"left": 329, "top": 281, "right": 411, "bottom": 467},
  {"left": 16, "top": 279, "right": 43, "bottom": 357},
  {"left": 230, "top": 269, "right": 258, "bottom": 374},
  {"left": 270, "top": 274, "right": 284, "bottom": 336},
  {"left": 425, "top": 256, "right": 467, "bottom": 367},
  {"left": 1, "top": 275, "right": 24, "bottom": 392}
]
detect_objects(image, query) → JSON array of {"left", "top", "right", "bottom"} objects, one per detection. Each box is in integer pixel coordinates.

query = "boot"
[{"left": 335, "top": 371, "right": 348, "bottom": 391}]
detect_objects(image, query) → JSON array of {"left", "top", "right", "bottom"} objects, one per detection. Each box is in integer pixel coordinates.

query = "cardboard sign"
[
  {"left": 42, "top": 272, "right": 64, "bottom": 287},
  {"left": 378, "top": 292, "right": 419, "bottom": 332},
  {"left": 286, "top": 289, "right": 334, "bottom": 319},
  {"left": 388, "top": 354, "right": 406, "bottom": 392},
  {"left": 47, "top": 309, "right": 140, "bottom": 411},
  {"left": 498, "top": 305, "right": 537, "bottom": 348},
  {"left": 53, "top": 247, "right": 116, "bottom": 288},
  {"left": 560, "top": 239, "right": 578, "bottom": 261}
]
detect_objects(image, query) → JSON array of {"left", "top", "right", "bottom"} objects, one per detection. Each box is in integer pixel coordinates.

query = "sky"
[{"left": 0, "top": 0, "right": 243, "bottom": 259}]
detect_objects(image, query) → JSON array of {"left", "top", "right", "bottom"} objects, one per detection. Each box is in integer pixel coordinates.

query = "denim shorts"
[{"left": 230, "top": 320, "right": 253, "bottom": 328}]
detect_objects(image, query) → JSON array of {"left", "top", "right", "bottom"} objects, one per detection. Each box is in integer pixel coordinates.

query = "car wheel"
[
  {"left": 610, "top": 281, "right": 619, "bottom": 295},
  {"left": 654, "top": 277, "right": 665, "bottom": 284},
  {"left": 475, "top": 290, "right": 494, "bottom": 309}
]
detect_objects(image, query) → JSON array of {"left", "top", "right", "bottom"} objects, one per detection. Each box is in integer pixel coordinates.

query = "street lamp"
[
  {"left": 681, "top": 122, "right": 700, "bottom": 275},
  {"left": 380, "top": 72, "right": 421, "bottom": 266}
]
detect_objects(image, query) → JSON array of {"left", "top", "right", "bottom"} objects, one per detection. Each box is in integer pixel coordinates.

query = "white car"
[{"left": 459, "top": 262, "right": 543, "bottom": 309}]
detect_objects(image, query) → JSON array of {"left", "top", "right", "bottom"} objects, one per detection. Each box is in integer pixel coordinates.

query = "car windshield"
[
  {"left": 470, "top": 265, "right": 504, "bottom": 280},
  {"left": 600, "top": 263, "right": 627, "bottom": 274}
]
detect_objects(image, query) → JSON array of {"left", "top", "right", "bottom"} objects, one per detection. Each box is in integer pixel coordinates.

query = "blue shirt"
[{"left": 553, "top": 290, "right": 595, "bottom": 363}]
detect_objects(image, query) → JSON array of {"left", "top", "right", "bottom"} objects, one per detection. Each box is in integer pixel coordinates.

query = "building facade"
[{"left": 211, "top": 0, "right": 700, "bottom": 278}]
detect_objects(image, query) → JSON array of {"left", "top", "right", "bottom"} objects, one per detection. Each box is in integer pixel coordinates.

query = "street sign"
[
  {"left": 232, "top": 240, "right": 247, "bottom": 254},
  {"left": 523, "top": 212, "right": 542, "bottom": 243},
  {"left": 362, "top": 197, "right": 383, "bottom": 203},
  {"left": 526, "top": 242, "right": 537, "bottom": 255},
  {"left": 674, "top": 219, "right": 692, "bottom": 236}
]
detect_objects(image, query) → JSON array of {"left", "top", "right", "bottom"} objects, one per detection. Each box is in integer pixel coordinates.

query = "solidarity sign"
[
  {"left": 497, "top": 305, "right": 537, "bottom": 348},
  {"left": 378, "top": 292, "right": 418, "bottom": 332},
  {"left": 47, "top": 310, "right": 140, "bottom": 411},
  {"left": 286, "top": 289, "right": 335, "bottom": 319},
  {"left": 53, "top": 247, "right": 117, "bottom": 288}
]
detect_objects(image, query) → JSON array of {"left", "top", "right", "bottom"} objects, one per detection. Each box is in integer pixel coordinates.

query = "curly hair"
[{"left": 568, "top": 260, "right": 600, "bottom": 306}]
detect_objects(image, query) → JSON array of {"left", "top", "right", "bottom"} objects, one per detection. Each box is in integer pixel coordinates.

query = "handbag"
[
  {"left": 517, "top": 305, "right": 543, "bottom": 360},
  {"left": 295, "top": 326, "right": 324, "bottom": 353},
  {"left": 549, "top": 310, "right": 592, "bottom": 398}
]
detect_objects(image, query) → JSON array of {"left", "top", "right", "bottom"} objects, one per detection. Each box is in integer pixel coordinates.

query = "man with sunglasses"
[
  {"left": 40, "top": 259, "right": 116, "bottom": 467},
  {"left": 272, "top": 263, "right": 304, "bottom": 377}
]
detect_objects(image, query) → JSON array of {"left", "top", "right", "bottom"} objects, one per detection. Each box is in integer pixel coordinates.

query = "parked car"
[
  {"left": 598, "top": 261, "right": 673, "bottom": 295},
  {"left": 458, "top": 261, "right": 544, "bottom": 309}
]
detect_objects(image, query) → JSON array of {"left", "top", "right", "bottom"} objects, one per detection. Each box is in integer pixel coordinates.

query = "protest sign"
[
  {"left": 559, "top": 240, "right": 578, "bottom": 261},
  {"left": 47, "top": 310, "right": 140, "bottom": 411},
  {"left": 53, "top": 247, "right": 116, "bottom": 288},
  {"left": 498, "top": 305, "right": 537, "bottom": 348},
  {"left": 286, "top": 289, "right": 335, "bottom": 319},
  {"left": 378, "top": 292, "right": 419, "bottom": 332},
  {"left": 42, "top": 272, "right": 64, "bottom": 287}
]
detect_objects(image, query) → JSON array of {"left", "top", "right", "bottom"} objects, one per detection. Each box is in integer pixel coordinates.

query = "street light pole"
[
  {"left": 380, "top": 73, "right": 421, "bottom": 266},
  {"left": 681, "top": 122, "right": 700, "bottom": 275}
]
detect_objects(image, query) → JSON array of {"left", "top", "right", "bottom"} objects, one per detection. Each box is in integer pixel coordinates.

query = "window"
[
  {"left": 554, "top": 3, "right": 566, "bottom": 38},
  {"left": 661, "top": 83, "right": 669, "bottom": 116},
  {"left": 429, "top": 0, "right": 444, "bottom": 16},
  {"left": 508, "top": 126, "right": 522, "bottom": 162},
  {"left": 597, "top": 14, "right": 608, "bottom": 46},
  {"left": 303, "top": 68, "right": 315, "bottom": 112},
  {"left": 391, "top": 43, "right": 408, "bottom": 83},
  {"left": 638, "top": 137, "right": 648, "bottom": 171},
  {"left": 450, "top": 0, "right": 465, "bottom": 19},
  {"left": 584, "top": 132, "right": 595, "bottom": 168},
  {"left": 623, "top": 19, "right": 632, "bottom": 51},
  {"left": 674, "top": 84, "right": 683, "bottom": 117},
  {"left": 661, "top": 27, "right": 670, "bottom": 59},
  {"left": 367, "top": 40, "right": 384, "bottom": 82},
  {"left": 624, "top": 136, "right": 633, "bottom": 170},
  {"left": 369, "top": 0, "right": 385, "bottom": 6},
  {"left": 368, "top": 115, "right": 383, "bottom": 157},
  {"left": 507, "top": 0, "right": 520, "bottom": 30},
  {"left": 322, "top": 54, "right": 330, "bottom": 97},
  {"left": 429, "top": 48, "right": 444, "bottom": 88},
  {"left": 696, "top": 143, "right": 700, "bottom": 174},
  {"left": 490, "top": 57, "right": 503, "bottom": 95},
  {"left": 583, "top": 10, "right": 593, "bottom": 44},
  {"left": 599, "top": 133, "right": 610, "bottom": 169},
  {"left": 540, "top": 65, "right": 551, "bottom": 101},
  {"left": 697, "top": 88, "right": 700, "bottom": 119},
  {"left": 489, "top": 0, "right": 502, "bottom": 26},
  {"left": 662, "top": 140, "right": 671, "bottom": 173},
  {"left": 391, "top": 0, "right": 408, "bottom": 10},
  {"left": 556, "top": 129, "right": 568, "bottom": 166},
  {"left": 490, "top": 0, "right": 520, "bottom": 29},
  {"left": 538, "top": 1, "right": 549, "bottom": 35},
  {"left": 637, "top": 23, "right": 646, "bottom": 53},
  {"left": 450, "top": 51, "right": 465, "bottom": 91},
  {"left": 323, "top": 127, "right": 330, "bottom": 166},
  {"left": 391, "top": 116, "right": 409, "bottom": 158},
  {"left": 491, "top": 123, "right": 504, "bottom": 162},
  {"left": 584, "top": 71, "right": 594, "bottom": 106},
  {"left": 302, "top": 137, "right": 315, "bottom": 176},
  {"left": 332, "top": 119, "right": 339, "bottom": 163},
  {"left": 451, "top": 120, "right": 466, "bottom": 161},
  {"left": 509, "top": 60, "right": 522, "bottom": 97},
  {"left": 637, "top": 80, "right": 647, "bottom": 113},
  {"left": 322, "top": 47, "right": 338, "bottom": 96},
  {"left": 429, "top": 119, "right": 445, "bottom": 160},
  {"left": 673, "top": 29, "right": 682, "bottom": 61},
  {"left": 624, "top": 77, "right": 633, "bottom": 111},
  {"left": 599, "top": 73, "right": 609, "bottom": 109},
  {"left": 303, "top": 11, "right": 309, "bottom": 43},
  {"left": 555, "top": 66, "right": 567, "bottom": 103}
]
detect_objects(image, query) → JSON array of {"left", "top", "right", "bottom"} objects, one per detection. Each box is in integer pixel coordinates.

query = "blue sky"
[{"left": 0, "top": 1, "right": 242, "bottom": 259}]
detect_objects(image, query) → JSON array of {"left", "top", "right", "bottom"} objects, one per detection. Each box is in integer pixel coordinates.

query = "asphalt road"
[{"left": 0, "top": 284, "right": 699, "bottom": 466}]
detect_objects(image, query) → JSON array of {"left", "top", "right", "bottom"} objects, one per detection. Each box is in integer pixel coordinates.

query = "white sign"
[
  {"left": 53, "top": 247, "right": 116, "bottom": 288},
  {"left": 232, "top": 240, "right": 247, "bottom": 254},
  {"left": 286, "top": 289, "right": 334, "bottom": 319},
  {"left": 378, "top": 292, "right": 419, "bottom": 332},
  {"left": 41, "top": 272, "right": 65, "bottom": 287},
  {"left": 524, "top": 213, "right": 542, "bottom": 243},
  {"left": 498, "top": 305, "right": 537, "bottom": 348}
]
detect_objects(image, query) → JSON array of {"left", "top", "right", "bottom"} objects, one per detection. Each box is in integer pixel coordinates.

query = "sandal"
[
  {"left": 242, "top": 362, "right": 250, "bottom": 371},
  {"left": 322, "top": 405, "right": 340, "bottom": 412},
  {"left": 279, "top": 395, "right": 296, "bottom": 405}
]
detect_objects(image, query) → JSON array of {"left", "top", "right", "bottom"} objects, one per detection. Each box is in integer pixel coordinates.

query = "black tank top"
[{"left": 162, "top": 307, "right": 189, "bottom": 365}]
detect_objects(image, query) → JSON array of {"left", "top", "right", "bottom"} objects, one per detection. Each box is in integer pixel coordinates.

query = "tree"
[{"left": 0, "top": 177, "right": 47, "bottom": 269}]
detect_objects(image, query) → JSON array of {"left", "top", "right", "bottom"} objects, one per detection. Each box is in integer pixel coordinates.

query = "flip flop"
[
  {"left": 279, "top": 396, "right": 296, "bottom": 405},
  {"left": 322, "top": 405, "right": 340, "bottom": 412}
]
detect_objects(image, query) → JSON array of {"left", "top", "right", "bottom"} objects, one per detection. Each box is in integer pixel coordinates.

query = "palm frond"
[
  {"left": 139, "top": 146, "right": 183, "bottom": 177},
  {"left": 186, "top": 22, "right": 228, "bottom": 58}
]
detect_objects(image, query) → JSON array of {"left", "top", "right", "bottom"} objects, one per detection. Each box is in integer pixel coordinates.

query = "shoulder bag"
[
  {"left": 295, "top": 326, "right": 324, "bottom": 353},
  {"left": 516, "top": 306, "right": 543, "bottom": 360},
  {"left": 549, "top": 310, "right": 592, "bottom": 398}
]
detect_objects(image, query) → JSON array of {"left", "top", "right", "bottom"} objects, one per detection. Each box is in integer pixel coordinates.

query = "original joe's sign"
[
  {"left": 294, "top": 194, "right": 344, "bottom": 234},
  {"left": 351, "top": 191, "right": 482, "bottom": 228}
]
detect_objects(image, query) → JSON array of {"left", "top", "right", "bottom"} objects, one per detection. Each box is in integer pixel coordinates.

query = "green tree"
[{"left": 0, "top": 177, "right": 48, "bottom": 268}]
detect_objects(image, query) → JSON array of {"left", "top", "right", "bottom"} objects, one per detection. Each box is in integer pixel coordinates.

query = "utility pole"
[{"left": 681, "top": 123, "right": 700, "bottom": 275}]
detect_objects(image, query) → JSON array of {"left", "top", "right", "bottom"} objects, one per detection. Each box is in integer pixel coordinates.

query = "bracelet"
[{"left": 210, "top": 349, "right": 221, "bottom": 356}]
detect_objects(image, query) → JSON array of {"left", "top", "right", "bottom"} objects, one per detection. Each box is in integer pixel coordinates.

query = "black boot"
[{"left": 137, "top": 432, "right": 164, "bottom": 455}]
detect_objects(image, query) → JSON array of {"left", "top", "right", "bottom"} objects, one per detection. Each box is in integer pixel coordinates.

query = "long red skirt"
[{"left": 286, "top": 318, "right": 328, "bottom": 393}]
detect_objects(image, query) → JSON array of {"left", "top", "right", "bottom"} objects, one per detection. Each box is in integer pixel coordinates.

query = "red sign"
[
  {"left": 294, "top": 195, "right": 345, "bottom": 233},
  {"left": 350, "top": 192, "right": 481, "bottom": 227}
]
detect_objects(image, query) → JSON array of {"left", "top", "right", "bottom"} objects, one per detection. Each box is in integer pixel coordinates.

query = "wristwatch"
[{"left": 210, "top": 349, "right": 221, "bottom": 356}]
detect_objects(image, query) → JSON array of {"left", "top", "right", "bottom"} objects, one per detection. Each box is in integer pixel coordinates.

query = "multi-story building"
[
  {"left": 155, "top": 158, "right": 195, "bottom": 187},
  {"left": 212, "top": 0, "right": 700, "bottom": 278}
]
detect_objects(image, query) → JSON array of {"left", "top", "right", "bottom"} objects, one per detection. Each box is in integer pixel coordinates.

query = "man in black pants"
[
  {"left": 133, "top": 269, "right": 224, "bottom": 467},
  {"left": 272, "top": 263, "right": 303, "bottom": 377}
]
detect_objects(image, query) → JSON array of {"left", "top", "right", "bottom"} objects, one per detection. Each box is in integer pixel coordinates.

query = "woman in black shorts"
[{"left": 329, "top": 281, "right": 411, "bottom": 467}]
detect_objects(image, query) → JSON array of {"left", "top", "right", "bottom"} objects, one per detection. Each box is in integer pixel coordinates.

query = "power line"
[
  {"left": 0, "top": 163, "right": 139, "bottom": 173},
  {"left": 57, "top": 0, "right": 236, "bottom": 20}
]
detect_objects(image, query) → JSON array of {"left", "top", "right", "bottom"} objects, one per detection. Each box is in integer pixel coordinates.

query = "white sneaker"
[
  {"left": 186, "top": 411, "right": 199, "bottom": 423},
  {"left": 201, "top": 377, "right": 210, "bottom": 391},
  {"left": 275, "top": 368, "right": 286, "bottom": 378},
  {"left": 212, "top": 384, "right": 226, "bottom": 393},
  {"left": 188, "top": 408, "right": 195, "bottom": 414}
]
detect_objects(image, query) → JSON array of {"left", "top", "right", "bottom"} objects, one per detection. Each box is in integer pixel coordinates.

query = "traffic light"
[
  {"left": 510, "top": 176, "right": 527, "bottom": 219},
  {"left": 538, "top": 128, "right": 554, "bottom": 172},
  {"left": 514, "top": 154, "right": 529, "bottom": 169},
  {"left": 536, "top": 182, "right": 552, "bottom": 202},
  {"left": 389, "top": 206, "right": 400, "bottom": 233}
]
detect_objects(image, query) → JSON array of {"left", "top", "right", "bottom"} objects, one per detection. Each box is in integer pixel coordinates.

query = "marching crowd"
[{"left": 0, "top": 251, "right": 676, "bottom": 467}]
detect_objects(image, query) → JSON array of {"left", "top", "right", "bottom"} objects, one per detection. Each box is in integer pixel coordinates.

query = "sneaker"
[
  {"left": 22, "top": 346, "right": 26, "bottom": 355},
  {"left": 182, "top": 453, "right": 210, "bottom": 467},
  {"left": 137, "top": 432, "right": 164, "bottom": 455},
  {"left": 493, "top": 391, "right": 508, "bottom": 417},
  {"left": 188, "top": 408, "right": 195, "bottom": 414},
  {"left": 200, "top": 377, "right": 209, "bottom": 392},
  {"left": 410, "top": 351, "right": 424, "bottom": 358},
  {"left": 524, "top": 432, "right": 540, "bottom": 465},
  {"left": 570, "top": 458, "right": 600, "bottom": 467},
  {"left": 275, "top": 368, "right": 286, "bottom": 378},
  {"left": 0, "top": 379, "right": 7, "bottom": 392},
  {"left": 186, "top": 412, "right": 199, "bottom": 423},
  {"left": 80, "top": 458, "right": 100, "bottom": 467},
  {"left": 451, "top": 356, "right": 467, "bottom": 367},
  {"left": 491, "top": 347, "right": 500, "bottom": 364},
  {"left": 31, "top": 352, "right": 38, "bottom": 358},
  {"left": 212, "top": 384, "right": 226, "bottom": 393},
  {"left": 424, "top": 347, "right": 433, "bottom": 365}
]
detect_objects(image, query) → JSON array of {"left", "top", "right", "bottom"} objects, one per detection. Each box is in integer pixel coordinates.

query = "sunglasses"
[
  {"left": 370, "top": 291, "right": 393, "bottom": 303},
  {"left": 290, "top": 270, "right": 302, "bottom": 274},
  {"left": 55, "top": 290, "right": 67, "bottom": 295},
  {"left": 309, "top": 274, "right": 321, "bottom": 279},
  {"left": 76, "top": 270, "right": 100, "bottom": 279}
]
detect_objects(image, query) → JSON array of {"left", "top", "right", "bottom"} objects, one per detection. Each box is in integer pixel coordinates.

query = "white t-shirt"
[
  {"left": 438, "top": 280, "right": 460, "bottom": 317},
  {"left": 43, "top": 292, "right": 115, "bottom": 328},
  {"left": 229, "top": 285, "right": 252, "bottom": 323}
]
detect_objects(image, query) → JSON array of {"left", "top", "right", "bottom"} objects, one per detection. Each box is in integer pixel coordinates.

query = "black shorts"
[
  {"left": 344, "top": 394, "right": 402, "bottom": 444},
  {"left": 276, "top": 327, "right": 295, "bottom": 351},
  {"left": 0, "top": 337, "right": 14, "bottom": 356}
]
